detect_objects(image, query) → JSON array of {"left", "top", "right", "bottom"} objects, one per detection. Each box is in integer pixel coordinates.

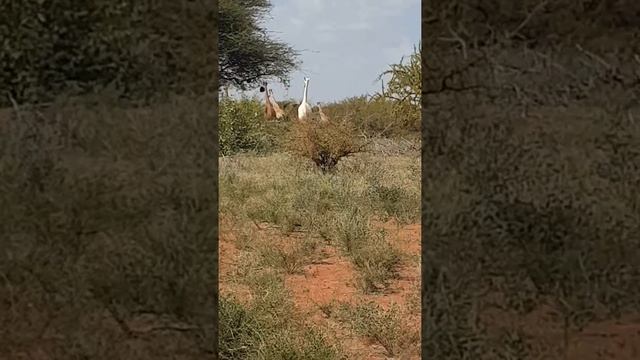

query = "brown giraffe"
[
  {"left": 268, "top": 89, "right": 285, "bottom": 120},
  {"left": 316, "top": 102, "right": 330, "bottom": 123},
  {"left": 259, "top": 82, "right": 276, "bottom": 120}
]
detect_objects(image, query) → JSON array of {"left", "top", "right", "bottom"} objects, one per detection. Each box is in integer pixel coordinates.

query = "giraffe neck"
[{"left": 302, "top": 81, "right": 309, "bottom": 104}]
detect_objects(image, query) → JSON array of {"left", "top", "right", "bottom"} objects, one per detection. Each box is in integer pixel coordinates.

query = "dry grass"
[
  {"left": 336, "top": 301, "right": 420, "bottom": 358},
  {"left": 220, "top": 148, "right": 419, "bottom": 285},
  {"left": 219, "top": 134, "right": 420, "bottom": 358},
  {"left": 219, "top": 271, "right": 343, "bottom": 360}
]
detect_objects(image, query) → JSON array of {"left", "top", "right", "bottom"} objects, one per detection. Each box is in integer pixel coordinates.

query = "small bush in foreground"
[{"left": 285, "top": 120, "right": 363, "bottom": 172}]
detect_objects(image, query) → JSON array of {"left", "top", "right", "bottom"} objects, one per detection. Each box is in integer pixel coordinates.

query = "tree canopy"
[
  {"left": 219, "top": 0, "right": 300, "bottom": 90},
  {"left": 376, "top": 43, "right": 421, "bottom": 107},
  {"left": 1, "top": 0, "right": 297, "bottom": 105}
]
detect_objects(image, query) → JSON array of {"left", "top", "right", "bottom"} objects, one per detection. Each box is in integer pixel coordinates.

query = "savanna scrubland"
[
  {"left": 2, "top": 0, "right": 638, "bottom": 359},
  {"left": 1, "top": 0, "right": 422, "bottom": 359},
  {"left": 218, "top": 83, "right": 422, "bottom": 359},
  {"left": 217, "top": 1, "right": 422, "bottom": 358}
]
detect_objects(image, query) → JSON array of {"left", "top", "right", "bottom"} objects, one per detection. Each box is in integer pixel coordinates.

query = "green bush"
[
  {"left": 372, "top": 42, "right": 421, "bottom": 133},
  {"left": 302, "top": 44, "right": 420, "bottom": 138},
  {"left": 219, "top": 98, "right": 271, "bottom": 155},
  {"left": 320, "top": 96, "right": 419, "bottom": 138}
]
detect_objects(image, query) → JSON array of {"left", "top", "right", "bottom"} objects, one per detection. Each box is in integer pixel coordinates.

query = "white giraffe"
[{"left": 297, "top": 77, "right": 312, "bottom": 121}]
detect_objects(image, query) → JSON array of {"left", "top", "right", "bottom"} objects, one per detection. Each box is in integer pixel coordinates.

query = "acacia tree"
[
  {"left": 219, "top": 0, "right": 300, "bottom": 90},
  {"left": 1, "top": 0, "right": 296, "bottom": 105},
  {"left": 371, "top": 43, "right": 421, "bottom": 132},
  {"left": 376, "top": 42, "right": 421, "bottom": 106}
]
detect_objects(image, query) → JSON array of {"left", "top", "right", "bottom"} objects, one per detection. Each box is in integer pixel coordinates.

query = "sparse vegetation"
[
  {"left": 219, "top": 275, "right": 342, "bottom": 360},
  {"left": 351, "top": 230, "right": 403, "bottom": 292},
  {"left": 219, "top": 128, "right": 421, "bottom": 357},
  {"left": 337, "top": 301, "right": 420, "bottom": 358},
  {"left": 218, "top": 39, "right": 421, "bottom": 356}
]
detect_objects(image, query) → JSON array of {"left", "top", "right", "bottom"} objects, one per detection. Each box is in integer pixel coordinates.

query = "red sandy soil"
[
  {"left": 220, "top": 217, "right": 640, "bottom": 359},
  {"left": 218, "top": 218, "right": 253, "bottom": 304},
  {"left": 284, "top": 220, "right": 420, "bottom": 315},
  {"left": 219, "top": 217, "right": 421, "bottom": 360}
]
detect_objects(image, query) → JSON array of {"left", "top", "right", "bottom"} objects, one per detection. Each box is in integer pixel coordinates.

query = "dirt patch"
[
  {"left": 283, "top": 221, "right": 420, "bottom": 309},
  {"left": 218, "top": 221, "right": 239, "bottom": 277},
  {"left": 371, "top": 220, "right": 421, "bottom": 311},
  {"left": 284, "top": 221, "right": 421, "bottom": 360},
  {"left": 220, "top": 217, "right": 640, "bottom": 359},
  {"left": 219, "top": 217, "right": 421, "bottom": 359},
  {"left": 285, "top": 246, "right": 359, "bottom": 312},
  {"left": 372, "top": 219, "right": 421, "bottom": 255},
  {"left": 218, "top": 218, "right": 252, "bottom": 302}
]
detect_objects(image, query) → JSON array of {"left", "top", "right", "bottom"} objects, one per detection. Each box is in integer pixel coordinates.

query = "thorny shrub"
[{"left": 284, "top": 120, "right": 364, "bottom": 172}]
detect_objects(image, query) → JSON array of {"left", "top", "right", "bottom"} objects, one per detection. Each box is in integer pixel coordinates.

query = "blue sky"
[{"left": 243, "top": 0, "right": 420, "bottom": 104}]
